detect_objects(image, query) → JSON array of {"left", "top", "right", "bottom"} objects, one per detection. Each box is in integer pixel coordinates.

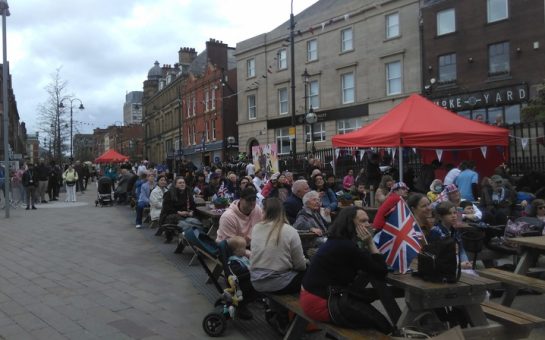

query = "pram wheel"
[{"left": 202, "top": 308, "right": 227, "bottom": 337}]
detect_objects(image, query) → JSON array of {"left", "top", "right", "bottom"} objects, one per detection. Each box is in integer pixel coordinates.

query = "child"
[
  {"left": 460, "top": 200, "right": 488, "bottom": 228},
  {"left": 226, "top": 236, "right": 250, "bottom": 269}
]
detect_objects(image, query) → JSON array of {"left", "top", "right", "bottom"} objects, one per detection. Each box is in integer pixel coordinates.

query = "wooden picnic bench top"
[
  {"left": 477, "top": 268, "right": 545, "bottom": 292},
  {"left": 481, "top": 300, "right": 545, "bottom": 328},
  {"left": 195, "top": 206, "right": 225, "bottom": 218},
  {"left": 508, "top": 235, "right": 545, "bottom": 250},
  {"left": 386, "top": 272, "right": 500, "bottom": 295}
]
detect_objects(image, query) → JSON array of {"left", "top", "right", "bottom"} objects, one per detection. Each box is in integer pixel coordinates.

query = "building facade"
[
  {"left": 421, "top": 0, "right": 545, "bottom": 124},
  {"left": 235, "top": 0, "right": 421, "bottom": 156},
  {"left": 0, "top": 63, "right": 26, "bottom": 164},
  {"left": 142, "top": 39, "right": 238, "bottom": 170},
  {"left": 123, "top": 91, "right": 143, "bottom": 125}
]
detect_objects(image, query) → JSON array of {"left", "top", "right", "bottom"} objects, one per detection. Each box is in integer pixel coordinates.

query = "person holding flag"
[{"left": 373, "top": 182, "right": 410, "bottom": 231}]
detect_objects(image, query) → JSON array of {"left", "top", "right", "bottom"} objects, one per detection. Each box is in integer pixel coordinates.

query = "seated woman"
[
  {"left": 299, "top": 207, "right": 392, "bottom": 334},
  {"left": 158, "top": 176, "right": 197, "bottom": 242},
  {"left": 374, "top": 175, "right": 394, "bottom": 207},
  {"left": 407, "top": 192, "right": 434, "bottom": 239},
  {"left": 293, "top": 191, "right": 329, "bottom": 242},
  {"left": 268, "top": 173, "right": 291, "bottom": 203},
  {"left": 250, "top": 197, "right": 307, "bottom": 294},
  {"left": 429, "top": 201, "right": 472, "bottom": 269},
  {"left": 149, "top": 174, "right": 168, "bottom": 228},
  {"left": 311, "top": 174, "right": 338, "bottom": 214}
]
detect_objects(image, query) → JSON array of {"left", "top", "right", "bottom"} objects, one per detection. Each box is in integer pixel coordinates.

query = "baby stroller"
[
  {"left": 183, "top": 227, "right": 257, "bottom": 336},
  {"left": 95, "top": 176, "right": 114, "bottom": 207}
]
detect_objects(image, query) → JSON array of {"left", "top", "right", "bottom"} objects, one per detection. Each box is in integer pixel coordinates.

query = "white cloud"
[{"left": 1, "top": 0, "right": 318, "bottom": 133}]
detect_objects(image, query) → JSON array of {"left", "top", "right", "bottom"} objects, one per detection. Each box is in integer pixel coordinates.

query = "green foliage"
[{"left": 521, "top": 81, "right": 545, "bottom": 122}]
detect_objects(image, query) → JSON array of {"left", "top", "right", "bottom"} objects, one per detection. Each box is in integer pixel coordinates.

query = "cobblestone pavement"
[{"left": 0, "top": 187, "right": 246, "bottom": 340}]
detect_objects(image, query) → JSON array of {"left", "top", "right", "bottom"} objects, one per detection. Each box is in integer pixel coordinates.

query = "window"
[
  {"left": 341, "top": 72, "right": 355, "bottom": 104},
  {"left": 505, "top": 105, "right": 520, "bottom": 124},
  {"left": 341, "top": 28, "right": 353, "bottom": 52},
  {"left": 191, "top": 124, "right": 196, "bottom": 144},
  {"left": 278, "top": 88, "right": 288, "bottom": 115},
  {"left": 438, "top": 53, "right": 457, "bottom": 82},
  {"left": 307, "top": 39, "right": 318, "bottom": 61},
  {"left": 186, "top": 95, "right": 191, "bottom": 117},
  {"left": 187, "top": 127, "right": 191, "bottom": 145},
  {"left": 277, "top": 49, "right": 287, "bottom": 69},
  {"left": 437, "top": 8, "right": 455, "bottom": 36},
  {"left": 309, "top": 80, "right": 320, "bottom": 109},
  {"left": 305, "top": 122, "right": 326, "bottom": 142},
  {"left": 488, "top": 0, "right": 508, "bottom": 23},
  {"left": 192, "top": 95, "right": 196, "bottom": 116},
  {"left": 211, "top": 88, "right": 216, "bottom": 110},
  {"left": 276, "top": 128, "right": 291, "bottom": 155},
  {"left": 248, "top": 95, "right": 256, "bottom": 119},
  {"left": 247, "top": 58, "right": 255, "bottom": 78},
  {"left": 205, "top": 89, "right": 209, "bottom": 112},
  {"left": 489, "top": 41, "right": 510, "bottom": 75},
  {"left": 386, "top": 13, "right": 400, "bottom": 39},
  {"left": 337, "top": 118, "right": 363, "bottom": 134},
  {"left": 211, "top": 119, "right": 216, "bottom": 139},
  {"left": 386, "top": 61, "right": 402, "bottom": 95}
]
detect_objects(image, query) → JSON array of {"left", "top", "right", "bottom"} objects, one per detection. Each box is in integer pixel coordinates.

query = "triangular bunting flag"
[
  {"left": 344, "top": 14, "right": 350, "bottom": 21},
  {"left": 321, "top": 22, "right": 326, "bottom": 31},
  {"left": 521, "top": 138, "right": 529, "bottom": 150},
  {"left": 412, "top": 148, "right": 417, "bottom": 154},
  {"left": 480, "top": 146, "right": 487, "bottom": 158},
  {"left": 436, "top": 149, "right": 443, "bottom": 161},
  {"left": 335, "top": 148, "right": 340, "bottom": 159},
  {"left": 391, "top": 148, "right": 396, "bottom": 160},
  {"left": 360, "top": 150, "right": 365, "bottom": 161}
]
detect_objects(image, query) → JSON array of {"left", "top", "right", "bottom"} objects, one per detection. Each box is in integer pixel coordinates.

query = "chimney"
[{"left": 205, "top": 38, "right": 228, "bottom": 69}]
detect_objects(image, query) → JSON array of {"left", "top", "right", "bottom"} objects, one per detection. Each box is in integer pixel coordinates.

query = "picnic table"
[{"left": 509, "top": 235, "right": 545, "bottom": 275}]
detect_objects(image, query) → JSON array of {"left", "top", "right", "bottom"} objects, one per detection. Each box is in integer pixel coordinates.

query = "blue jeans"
[{"left": 135, "top": 201, "right": 149, "bottom": 225}]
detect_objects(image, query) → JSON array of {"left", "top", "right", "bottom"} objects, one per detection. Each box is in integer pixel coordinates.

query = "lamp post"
[
  {"left": 289, "top": 0, "right": 297, "bottom": 169},
  {"left": 177, "top": 94, "right": 183, "bottom": 175},
  {"left": 59, "top": 97, "right": 84, "bottom": 161},
  {"left": 301, "top": 68, "right": 310, "bottom": 155},
  {"left": 305, "top": 106, "right": 317, "bottom": 155},
  {"left": 1, "top": 0, "right": 9, "bottom": 218}
]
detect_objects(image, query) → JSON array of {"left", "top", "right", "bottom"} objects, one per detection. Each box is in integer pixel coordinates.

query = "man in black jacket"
[
  {"left": 22, "top": 163, "right": 38, "bottom": 210},
  {"left": 283, "top": 179, "right": 310, "bottom": 224},
  {"left": 47, "top": 161, "right": 61, "bottom": 201},
  {"left": 35, "top": 159, "right": 50, "bottom": 203}
]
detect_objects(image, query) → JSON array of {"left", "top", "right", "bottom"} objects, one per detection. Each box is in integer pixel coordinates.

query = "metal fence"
[{"left": 278, "top": 121, "right": 545, "bottom": 178}]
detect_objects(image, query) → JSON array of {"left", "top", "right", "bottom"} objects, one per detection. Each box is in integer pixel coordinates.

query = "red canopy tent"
[
  {"left": 332, "top": 94, "right": 509, "bottom": 179},
  {"left": 94, "top": 149, "right": 129, "bottom": 164}
]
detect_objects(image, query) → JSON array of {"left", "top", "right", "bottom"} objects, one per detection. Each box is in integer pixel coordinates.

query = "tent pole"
[{"left": 398, "top": 146, "right": 403, "bottom": 182}]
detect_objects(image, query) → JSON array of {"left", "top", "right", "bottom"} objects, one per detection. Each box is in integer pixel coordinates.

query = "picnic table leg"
[
  {"left": 370, "top": 278, "right": 402, "bottom": 325},
  {"left": 463, "top": 303, "right": 488, "bottom": 326},
  {"left": 395, "top": 306, "right": 421, "bottom": 328},
  {"left": 513, "top": 250, "right": 537, "bottom": 275},
  {"left": 283, "top": 315, "right": 308, "bottom": 340}
]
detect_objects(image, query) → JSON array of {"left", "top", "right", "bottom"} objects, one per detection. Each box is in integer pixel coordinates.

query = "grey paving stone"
[
  {"left": 107, "top": 319, "right": 157, "bottom": 339},
  {"left": 12, "top": 312, "right": 49, "bottom": 331},
  {"left": 29, "top": 327, "right": 68, "bottom": 340}
]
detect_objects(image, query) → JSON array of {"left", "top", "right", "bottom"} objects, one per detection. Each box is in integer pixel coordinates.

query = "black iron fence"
[{"left": 278, "top": 121, "right": 545, "bottom": 178}]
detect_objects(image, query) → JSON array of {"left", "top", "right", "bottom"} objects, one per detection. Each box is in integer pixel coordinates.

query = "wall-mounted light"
[
  {"left": 534, "top": 41, "right": 540, "bottom": 50},
  {"left": 516, "top": 47, "right": 522, "bottom": 53},
  {"left": 428, "top": 65, "right": 433, "bottom": 71},
  {"left": 467, "top": 57, "right": 473, "bottom": 63}
]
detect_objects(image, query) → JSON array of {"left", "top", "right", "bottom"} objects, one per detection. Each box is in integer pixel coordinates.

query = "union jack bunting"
[{"left": 376, "top": 199, "right": 423, "bottom": 274}]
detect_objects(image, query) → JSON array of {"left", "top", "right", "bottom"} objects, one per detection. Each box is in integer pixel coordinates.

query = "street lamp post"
[
  {"left": 1, "top": 0, "right": 10, "bottom": 218},
  {"left": 177, "top": 94, "right": 182, "bottom": 175},
  {"left": 305, "top": 106, "right": 317, "bottom": 155},
  {"left": 289, "top": 0, "right": 297, "bottom": 169},
  {"left": 59, "top": 98, "right": 84, "bottom": 161},
  {"left": 301, "top": 68, "right": 310, "bottom": 155}
]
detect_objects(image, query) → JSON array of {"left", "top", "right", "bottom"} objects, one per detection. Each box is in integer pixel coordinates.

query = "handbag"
[
  {"left": 327, "top": 286, "right": 392, "bottom": 334},
  {"left": 66, "top": 181, "right": 76, "bottom": 186},
  {"left": 416, "top": 237, "right": 461, "bottom": 283}
]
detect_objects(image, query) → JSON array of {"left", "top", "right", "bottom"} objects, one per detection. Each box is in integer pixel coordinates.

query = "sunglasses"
[{"left": 538, "top": 206, "right": 545, "bottom": 210}]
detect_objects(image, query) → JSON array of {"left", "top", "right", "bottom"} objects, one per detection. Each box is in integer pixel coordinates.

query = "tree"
[
  {"left": 521, "top": 80, "right": 545, "bottom": 122},
  {"left": 37, "top": 68, "right": 72, "bottom": 163}
]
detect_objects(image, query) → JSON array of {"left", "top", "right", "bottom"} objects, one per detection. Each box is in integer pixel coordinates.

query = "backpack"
[
  {"left": 184, "top": 226, "right": 219, "bottom": 257},
  {"left": 503, "top": 217, "right": 543, "bottom": 248},
  {"left": 416, "top": 237, "right": 461, "bottom": 283}
]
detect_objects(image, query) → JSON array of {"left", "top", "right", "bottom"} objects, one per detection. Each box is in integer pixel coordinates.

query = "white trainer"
[{"left": 136, "top": 224, "right": 142, "bottom": 229}]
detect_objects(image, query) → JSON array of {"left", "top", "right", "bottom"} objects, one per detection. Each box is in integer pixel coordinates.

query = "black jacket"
[
  {"left": 159, "top": 188, "right": 196, "bottom": 225},
  {"left": 22, "top": 169, "right": 39, "bottom": 187}
]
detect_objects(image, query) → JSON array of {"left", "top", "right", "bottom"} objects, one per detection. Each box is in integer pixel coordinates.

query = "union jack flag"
[
  {"left": 376, "top": 199, "right": 423, "bottom": 274},
  {"left": 217, "top": 181, "right": 228, "bottom": 198}
]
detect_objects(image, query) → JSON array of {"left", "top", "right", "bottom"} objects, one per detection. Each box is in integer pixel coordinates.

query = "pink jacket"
[{"left": 216, "top": 200, "right": 263, "bottom": 244}]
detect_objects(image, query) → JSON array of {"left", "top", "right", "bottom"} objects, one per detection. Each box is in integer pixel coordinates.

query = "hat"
[
  {"left": 271, "top": 172, "right": 281, "bottom": 181},
  {"left": 239, "top": 187, "right": 257, "bottom": 201},
  {"left": 490, "top": 175, "right": 503, "bottom": 184},
  {"left": 444, "top": 183, "right": 458, "bottom": 194},
  {"left": 390, "top": 182, "right": 409, "bottom": 192}
]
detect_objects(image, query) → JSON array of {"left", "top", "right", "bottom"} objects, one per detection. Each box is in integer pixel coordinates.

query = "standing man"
[
  {"left": 35, "top": 159, "right": 50, "bottom": 203},
  {"left": 74, "top": 161, "right": 85, "bottom": 194},
  {"left": 47, "top": 161, "right": 60, "bottom": 201},
  {"left": 454, "top": 161, "right": 479, "bottom": 202},
  {"left": 22, "top": 163, "right": 38, "bottom": 210}
]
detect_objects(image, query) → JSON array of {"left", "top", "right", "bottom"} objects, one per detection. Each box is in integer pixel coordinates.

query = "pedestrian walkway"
[{"left": 0, "top": 186, "right": 246, "bottom": 339}]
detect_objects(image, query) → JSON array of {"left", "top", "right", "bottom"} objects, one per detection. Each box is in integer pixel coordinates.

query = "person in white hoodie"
[{"left": 149, "top": 175, "right": 167, "bottom": 228}]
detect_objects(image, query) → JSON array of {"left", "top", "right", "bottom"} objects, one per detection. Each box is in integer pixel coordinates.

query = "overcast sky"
[{"left": 3, "top": 0, "right": 318, "bottom": 135}]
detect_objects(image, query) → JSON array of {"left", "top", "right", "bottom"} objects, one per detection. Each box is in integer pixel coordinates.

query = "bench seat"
[
  {"left": 481, "top": 301, "right": 545, "bottom": 339},
  {"left": 266, "top": 293, "right": 389, "bottom": 340},
  {"left": 477, "top": 267, "right": 545, "bottom": 306}
]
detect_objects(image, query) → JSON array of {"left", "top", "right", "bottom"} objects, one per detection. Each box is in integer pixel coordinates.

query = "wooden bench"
[
  {"left": 480, "top": 301, "right": 545, "bottom": 339},
  {"left": 477, "top": 268, "right": 545, "bottom": 306},
  {"left": 266, "top": 293, "right": 389, "bottom": 340}
]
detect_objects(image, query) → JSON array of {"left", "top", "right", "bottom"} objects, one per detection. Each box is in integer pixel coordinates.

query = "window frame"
[
  {"left": 438, "top": 53, "right": 457, "bottom": 83},
  {"left": 247, "top": 58, "right": 256, "bottom": 78},
  {"left": 436, "top": 8, "right": 456, "bottom": 36},
  {"left": 277, "top": 49, "right": 288, "bottom": 70},
  {"left": 386, "top": 61, "right": 402, "bottom": 96},
  {"left": 340, "top": 27, "right": 354, "bottom": 52},
  {"left": 278, "top": 87, "right": 288, "bottom": 115},
  {"left": 248, "top": 94, "right": 257, "bottom": 120},
  {"left": 386, "top": 12, "right": 400, "bottom": 39},
  {"left": 487, "top": 0, "right": 509, "bottom": 23},
  {"left": 309, "top": 80, "right": 320, "bottom": 109},
  {"left": 275, "top": 128, "right": 291, "bottom": 155},
  {"left": 341, "top": 72, "right": 355, "bottom": 104},
  {"left": 305, "top": 122, "right": 326, "bottom": 142},
  {"left": 337, "top": 118, "right": 363, "bottom": 134},
  {"left": 488, "top": 41, "right": 510, "bottom": 75},
  {"left": 307, "top": 39, "right": 318, "bottom": 62}
]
